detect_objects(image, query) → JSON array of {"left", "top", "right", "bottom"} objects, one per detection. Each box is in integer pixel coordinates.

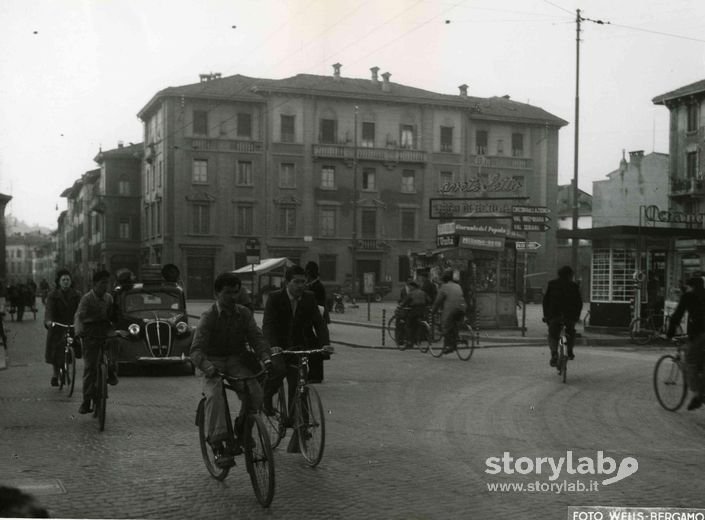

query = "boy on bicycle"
[
  {"left": 431, "top": 269, "right": 467, "bottom": 354},
  {"left": 400, "top": 280, "right": 430, "bottom": 350},
  {"left": 190, "top": 273, "right": 273, "bottom": 468},
  {"left": 542, "top": 265, "right": 583, "bottom": 367}
]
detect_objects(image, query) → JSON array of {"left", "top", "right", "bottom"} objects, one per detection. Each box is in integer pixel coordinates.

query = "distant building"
[
  {"left": 555, "top": 184, "right": 592, "bottom": 297},
  {"left": 0, "top": 193, "right": 11, "bottom": 286},
  {"left": 5, "top": 232, "right": 53, "bottom": 286}
]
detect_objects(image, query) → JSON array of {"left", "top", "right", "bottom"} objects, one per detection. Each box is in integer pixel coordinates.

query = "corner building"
[{"left": 137, "top": 65, "right": 566, "bottom": 313}]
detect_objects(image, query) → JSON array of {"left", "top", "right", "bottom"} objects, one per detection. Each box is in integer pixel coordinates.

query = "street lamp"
[{"left": 351, "top": 106, "right": 358, "bottom": 297}]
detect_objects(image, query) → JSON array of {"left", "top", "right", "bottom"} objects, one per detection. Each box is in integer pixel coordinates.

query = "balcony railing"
[
  {"left": 313, "top": 144, "right": 427, "bottom": 163},
  {"left": 469, "top": 155, "right": 533, "bottom": 170},
  {"left": 670, "top": 177, "right": 705, "bottom": 198},
  {"left": 189, "top": 138, "right": 263, "bottom": 153},
  {"left": 356, "top": 239, "right": 389, "bottom": 250}
]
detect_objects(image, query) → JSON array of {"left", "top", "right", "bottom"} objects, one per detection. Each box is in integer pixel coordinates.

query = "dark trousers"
[
  {"left": 405, "top": 306, "right": 426, "bottom": 346},
  {"left": 686, "top": 333, "right": 705, "bottom": 396},
  {"left": 547, "top": 318, "right": 577, "bottom": 356},
  {"left": 81, "top": 338, "right": 117, "bottom": 402},
  {"left": 264, "top": 362, "right": 299, "bottom": 418}
]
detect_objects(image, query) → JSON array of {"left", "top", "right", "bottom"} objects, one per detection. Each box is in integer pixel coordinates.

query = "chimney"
[
  {"left": 370, "top": 66, "right": 380, "bottom": 83},
  {"left": 629, "top": 150, "right": 644, "bottom": 168},
  {"left": 458, "top": 84, "right": 468, "bottom": 97},
  {"left": 381, "top": 72, "right": 391, "bottom": 92},
  {"left": 332, "top": 62, "right": 342, "bottom": 80},
  {"left": 199, "top": 72, "right": 221, "bottom": 83},
  {"left": 117, "top": 140, "right": 124, "bottom": 148}
]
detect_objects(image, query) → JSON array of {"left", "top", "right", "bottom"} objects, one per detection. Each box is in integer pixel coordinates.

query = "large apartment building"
[{"left": 137, "top": 65, "right": 566, "bottom": 303}]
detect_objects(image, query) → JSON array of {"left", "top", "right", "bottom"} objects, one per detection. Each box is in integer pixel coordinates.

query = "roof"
[
  {"left": 232, "top": 257, "right": 294, "bottom": 274},
  {"left": 94, "top": 142, "right": 144, "bottom": 163},
  {"left": 138, "top": 72, "right": 568, "bottom": 126},
  {"left": 652, "top": 79, "right": 705, "bottom": 105}
]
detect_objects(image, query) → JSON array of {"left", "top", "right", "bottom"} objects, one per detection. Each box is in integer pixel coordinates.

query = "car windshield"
[{"left": 123, "top": 290, "right": 183, "bottom": 313}]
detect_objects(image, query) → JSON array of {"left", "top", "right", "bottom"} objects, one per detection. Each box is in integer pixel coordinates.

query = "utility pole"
[
  {"left": 351, "top": 106, "right": 358, "bottom": 298},
  {"left": 571, "top": 8, "right": 581, "bottom": 270}
]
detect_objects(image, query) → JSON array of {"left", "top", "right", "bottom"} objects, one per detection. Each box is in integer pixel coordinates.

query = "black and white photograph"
[{"left": 1, "top": 0, "right": 705, "bottom": 518}]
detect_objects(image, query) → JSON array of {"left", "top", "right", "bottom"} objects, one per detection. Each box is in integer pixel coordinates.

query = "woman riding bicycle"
[
  {"left": 542, "top": 265, "right": 582, "bottom": 367},
  {"left": 666, "top": 276, "right": 705, "bottom": 411},
  {"left": 44, "top": 269, "right": 81, "bottom": 387}
]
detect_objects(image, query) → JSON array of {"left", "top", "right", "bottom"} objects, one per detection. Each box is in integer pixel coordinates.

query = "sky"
[{"left": 1, "top": 0, "right": 704, "bottom": 229}]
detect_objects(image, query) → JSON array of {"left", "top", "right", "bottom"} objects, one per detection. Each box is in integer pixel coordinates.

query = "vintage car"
[{"left": 112, "top": 265, "right": 193, "bottom": 372}]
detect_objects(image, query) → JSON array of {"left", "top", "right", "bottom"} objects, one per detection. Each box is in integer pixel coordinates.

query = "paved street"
[{"left": 1, "top": 308, "right": 705, "bottom": 519}]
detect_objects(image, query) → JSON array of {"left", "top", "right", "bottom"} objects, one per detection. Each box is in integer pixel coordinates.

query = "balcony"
[
  {"left": 189, "top": 138, "right": 263, "bottom": 153},
  {"left": 670, "top": 177, "right": 705, "bottom": 199},
  {"left": 313, "top": 144, "right": 427, "bottom": 164},
  {"left": 469, "top": 154, "right": 533, "bottom": 170},
  {"left": 356, "top": 239, "right": 390, "bottom": 251}
]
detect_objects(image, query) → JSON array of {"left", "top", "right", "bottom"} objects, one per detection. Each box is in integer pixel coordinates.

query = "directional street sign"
[
  {"left": 511, "top": 206, "right": 551, "bottom": 232},
  {"left": 512, "top": 205, "right": 551, "bottom": 215},
  {"left": 516, "top": 241, "right": 542, "bottom": 251}
]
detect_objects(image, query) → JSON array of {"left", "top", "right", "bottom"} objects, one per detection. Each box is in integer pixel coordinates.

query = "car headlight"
[
  {"left": 128, "top": 323, "right": 141, "bottom": 336},
  {"left": 176, "top": 321, "right": 189, "bottom": 335}
]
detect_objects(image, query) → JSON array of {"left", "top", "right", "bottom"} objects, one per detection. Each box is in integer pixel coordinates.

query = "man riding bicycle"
[
  {"left": 542, "top": 265, "right": 583, "bottom": 367},
  {"left": 431, "top": 269, "right": 467, "bottom": 354},
  {"left": 190, "top": 273, "right": 273, "bottom": 468}
]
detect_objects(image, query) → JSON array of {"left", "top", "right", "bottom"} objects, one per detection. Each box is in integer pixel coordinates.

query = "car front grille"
[{"left": 144, "top": 320, "right": 172, "bottom": 357}]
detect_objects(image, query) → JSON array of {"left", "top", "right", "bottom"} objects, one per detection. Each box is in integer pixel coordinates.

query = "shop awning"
[
  {"left": 556, "top": 225, "right": 705, "bottom": 240},
  {"left": 232, "top": 257, "right": 294, "bottom": 274}
]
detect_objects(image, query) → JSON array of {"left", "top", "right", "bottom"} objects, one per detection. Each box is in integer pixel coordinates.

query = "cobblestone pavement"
[{"left": 1, "top": 309, "right": 705, "bottom": 519}]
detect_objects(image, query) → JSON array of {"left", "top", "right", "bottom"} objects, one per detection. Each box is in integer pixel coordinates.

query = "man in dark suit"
[{"left": 262, "top": 265, "right": 330, "bottom": 451}]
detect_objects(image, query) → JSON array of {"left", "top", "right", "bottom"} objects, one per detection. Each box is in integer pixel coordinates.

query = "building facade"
[{"left": 136, "top": 66, "right": 566, "bottom": 307}]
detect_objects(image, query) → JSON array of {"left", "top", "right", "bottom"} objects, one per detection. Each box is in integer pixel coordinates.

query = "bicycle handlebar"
[
  {"left": 275, "top": 347, "right": 335, "bottom": 356},
  {"left": 51, "top": 322, "right": 74, "bottom": 329},
  {"left": 217, "top": 367, "right": 267, "bottom": 383}
]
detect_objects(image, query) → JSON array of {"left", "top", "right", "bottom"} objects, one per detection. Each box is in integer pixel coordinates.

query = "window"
[
  {"left": 497, "top": 139, "right": 504, "bottom": 155},
  {"left": 687, "top": 104, "right": 699, "bottom": 133},
  {"left": 398, "top": 255, "right": 411, "bottom": 282},
  {"left": 440, "top": 126, "right": 453, "bottom": 152},
  {"left": 512, "top": 133, "right": 524, "bottom": 157},
  {"left": 319, "top": 254, "right": 336, "bottom": 281},
  {"left": 119, "top": 218, "right": 130, "bottom": 239},
  {"left": 237, "top": 161, "right": 253, "bottom": 186},
  {"left": 236, "top": 205, "right": 253, "bottom": 235},
  {"left": 401, "top": 170, "right": 415, "bottom": 193},
  {"left": 281, "top": 115, "right": 295, "bottom": 142},
  {"left": 362, "top": 122, "right": 375, "bottom": 148},
  {"left": 321, "top": 166, "right": 335, "bottom": 189},
  {"left": 476, "top": 130, "right": 488, "bottom": 155},
  {"left": 192, "top": 159, "right": 208, "bottom": 183},
  {"left": 118, "top": 177, "right": 130, "bottom": 196},
  {"left": 237, "top": 113, "right": 252, "bottom": 137},
  {"left": 319, "top": 207, "right": 336, "bottom": 237},
  {"left": 362, "top": 168, "right": 376, "bottom": 191},
  {"left": 400, "top": 125, "right": 415, "bottom": 149},
  {"left": 156, "top": 200, "right": 161, "bottom": 235},
  {"left": 320, "top": 119, "right": 337, "bottom": 144},
  {"left": 439, "top": 171, "right": 453, "bottom": 189},
  {"left": 158, "top": 160, "right": 163, "bottom": 187},
  {"left": 193, "top": 110, "right": 208, "bottom": 135},
  {"left": 279, "top": 163, "right": 296, "bottom": 188},
  {"left": 687, "top": 151, "right": 698, "bottom": 178},
  {"left": 192, "top": 204, "right": 210, "bottom": 234},
  {"left": 591, "top": 249, "right": 637, "bottom": 302},
  {"left": 279, "top": 207, "right": 296, "bottom": 236},
  {"left": 150, "top": 204, "right": 155, "bottom": 237},
  {"left": 361, "top": 209, "right": 376, "bottom": 237},
  {"left": 400, "top": 210, "right": 415, "bottom": 239}
]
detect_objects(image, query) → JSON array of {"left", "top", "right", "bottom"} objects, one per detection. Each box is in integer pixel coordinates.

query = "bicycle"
[
  {"left": 653, "top": 337, "right": 689, "bottom": 411},
  {"left": 555, "top": 322, "right": 569, "bottom": 384},
  {"left": 428, "top": 313, "right": 476, "bottom": 361},
  {"left": 196, "top": 366, "right": 275, "bottom": 507},
  {"left": 263, "top": 347, "right": 332, "bottom": 467},
  {"left": 387, "top": 307, "right": 432, "bottom": 353},
  {"left": 630, "top": 311, "right": 682, "bottom": 345},
  {"left": 80, "top": 332, "right": 122, "bottom": 432},
  {"left": 51, "top": 322, "right": 77, "bottom": 397}
]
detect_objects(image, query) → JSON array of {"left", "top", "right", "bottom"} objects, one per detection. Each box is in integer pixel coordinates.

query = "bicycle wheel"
[
  {"left": 630, "top": 318, "right": 653, "bottom": 345},
  {"left": 295, "top": 385, "right": 325, "bottom": 467},
  {"left": 196, "top": 399, "right": 231, "bottom": 480},
  {"left": 96, "top": 362, "right": 108, "bottom": 431},
  {"left": 456, "top": 330, "right": 474, "bottom": 361},
  {"left": 417, "top": 322, "right": 431, "bottom": 353},
  {"left": 67, "top": 346, "right": 76, "bottom": 397},
  {"left": 653, "top": 354, "right": 687, "bottom": 411},
  {"left": 262, "top": 385, "right": 286, "bottom": 449},
  {"left": 560, "top": 354, "right": 568, "bottom": 383},
  {"left": 244, "top": 414, "right": 275, "bottom": 507},
  {"left": 428, "top": 334, "right": 444, "bottom": 358}
]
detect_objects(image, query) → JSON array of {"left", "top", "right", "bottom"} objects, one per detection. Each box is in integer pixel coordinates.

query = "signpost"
[
  {"left": 515, "top": 241, "right": 542, "bottom": 251},
  {"left": 511, "top": 205, "right": 551, "bottom": 232}
]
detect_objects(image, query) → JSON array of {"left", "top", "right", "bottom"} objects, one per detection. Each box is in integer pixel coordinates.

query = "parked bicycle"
[
  {"left": 630, "top": 310, "right": 682, "bottom": 345},
  {"left": 428, "top": 313, "right": 476, "bottom": 361},
  {"left": 262, "top": 347, "right": 332, "bottom": 467},
  {"left": 387, "top": 306, "right": 432, "bottom": 353},
  {"left": 195, "top": 367, "right": 275, "bottom": 508},
  {"left": 51, "top": 322, "right": 78, "bottom": 397},
  {"left": 653, "top": 337, "right": 689, "bottom": 411}
]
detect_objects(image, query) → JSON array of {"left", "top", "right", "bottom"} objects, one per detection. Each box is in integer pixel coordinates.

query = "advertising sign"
[
  {"left": 458, "top": 235, "right": 505, "bottom": 251},
  {"left": 429, "top": 197, "right": 529, "bottom": 219}
]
